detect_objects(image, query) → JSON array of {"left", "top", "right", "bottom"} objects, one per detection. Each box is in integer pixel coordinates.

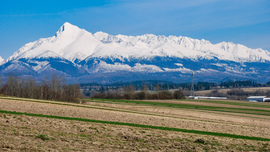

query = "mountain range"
[{"left": 0, "top": 22, "right": 269, "bottom": 83}]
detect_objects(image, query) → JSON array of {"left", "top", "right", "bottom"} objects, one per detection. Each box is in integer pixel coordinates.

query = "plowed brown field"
[{"left": 0, "top": 96, "right": 270, "bottom": 151}]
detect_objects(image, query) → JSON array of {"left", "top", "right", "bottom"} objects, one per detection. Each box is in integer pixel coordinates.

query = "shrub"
[
  {"left": 148, "top": 94, "right": 158, "bottom": 100},
  {"left": 173, "top": 90, "right": 185, "bottom": 99},
  {"left": 227, "top": 89, "right": 248, "bottom": 96},
  {"left": 91, "top": 92, "right": 106, "bottom": 98},
  {"left": 194, "top": 138, "right": 205, "bottom": 144},
  {"left": 134, "top": 92, "right": 146, "bottom": 100},
  {"left": 207, "top": 89, "right": 227, "bottom": 97},
  {"left": 157, "top": 91, "right": 173, "bottom": 99},
  {"left": 36, "top": 134, "right": 50, "bottom": 140}
]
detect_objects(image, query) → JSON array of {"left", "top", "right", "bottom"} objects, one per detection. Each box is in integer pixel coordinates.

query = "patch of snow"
[
  {"left": 196, "top": 68, "right": 220, "bottom": 73},
  {"left": 92, "top": 61, "right": 131, "bottom": 73},
  {"left": 91, "top": 61, "right": 163, "bottom": 73},
  {"left": 163, "top": 67, "right": 192, "bottom": 73},
  {"left": 224, "top": 66, "right": 243, "bottom": 74},
  {"left": 132, "top": 63, "right": 163, "bottom": 72},
  {"left": 175, "top": 63, "right": 183, "bottom": 67},
  {"left": 211, "top": 63, "right": 228, "bottom": 67},
  {"left": 32, "top": 61, "right": 49, "bottom": 72},
  {"left": 1, "top": 60, "right": 30, "bottom": 72}
]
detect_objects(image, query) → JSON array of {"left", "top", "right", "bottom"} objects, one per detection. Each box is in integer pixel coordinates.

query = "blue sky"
[{"left": 0, "top": 0, "right": 270, "bottom": 59}]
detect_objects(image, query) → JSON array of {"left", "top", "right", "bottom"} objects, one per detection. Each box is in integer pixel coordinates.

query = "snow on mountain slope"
[
  {"left": 90, "top": 32, "right": 270, "bottom": 62},
  {"left": 6, "top": 22, "right": 270, "bottom": 64},
  {"left": 7, "top": 22, "right": 101, "bottom": 62},
  {"left": 87, "top": 61, "right": 163, "bottom": 73}
]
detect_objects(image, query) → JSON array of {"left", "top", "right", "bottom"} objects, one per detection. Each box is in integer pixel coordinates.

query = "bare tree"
[
  {"left": 5, "top": 74, "right": 19, "bottom": 96},
  {"left": 1, "top": 74, "right": 81, "bottom": 102},
  {"left": 173, "top": 90, "right": 186, "bottom": 99},
  {"left": 154, "top": 84, "right": 161, "bottom": 91},
  {"left": 124, "top": 84, "right": 135, "bottom": 99},
  {"left": 0, "top": 76, "right": 2, "bottom": 88},
  {"left": 25, "top": 77, "right": 36, "bottom": 98},
  {"left": 142, "top": 84, "right": 149, "bottom": 99}
]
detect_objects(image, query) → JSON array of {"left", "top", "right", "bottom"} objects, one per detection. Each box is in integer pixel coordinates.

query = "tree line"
[
  {"left": 0, "top": 74, "right": 81, "bottom": 102},
  {"left": 220, "top": 80, "right": 264, "bottom": 88},
  {"left": 82, "top": 80, "right": 270, "bottom": 95},
  {"left": 88, "top": 84, "right": 186, "bottom": 100}
]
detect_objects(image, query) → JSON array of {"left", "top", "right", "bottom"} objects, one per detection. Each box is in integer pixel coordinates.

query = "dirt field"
[
  {"left": 195, "top": 87, "right": 270, "bottom": 96},
  {"left": 0, "top": 96, "right": 270, "bottom": 151}
]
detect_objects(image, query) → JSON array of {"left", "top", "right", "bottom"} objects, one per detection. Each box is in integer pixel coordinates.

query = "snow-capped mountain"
[
  {"left": 7, "top": 22, "right": 100, "bottom": 62},
  {"left": 1, "top": 22, "right": 270, "bottom": 83}
]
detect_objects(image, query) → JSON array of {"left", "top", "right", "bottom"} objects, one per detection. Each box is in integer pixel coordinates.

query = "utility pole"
[{"left": 191, "top": 71, "right": 194, "bottom": 97}]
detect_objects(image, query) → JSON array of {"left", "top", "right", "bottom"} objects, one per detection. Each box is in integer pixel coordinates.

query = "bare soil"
[
  {"left": 195, "top": 87, "right": 270, "bottom": 96},
  {"left": 141, "top": 99, "right": 270, "bottom": 110},
  {"left": 86, "top": 100, "right": 270, "bottom": 128}
]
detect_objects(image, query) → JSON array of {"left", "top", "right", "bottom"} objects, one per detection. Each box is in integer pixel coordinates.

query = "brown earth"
[
  {"left": 141, "top": 99, "right": 270, "bottom": 110},
  {"left": 86, "top": 99, "right": 270, "bottom": 128},
  {"left": 195, "top": 87, "right": 270, "bottom": 96}
]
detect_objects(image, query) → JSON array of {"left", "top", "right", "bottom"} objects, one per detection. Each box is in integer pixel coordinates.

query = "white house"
[
  {"left": 247, "top": 96, "right": 270, "bottom": 102},
  {"left": 189, "top": 96, "right": 227, "bottom": 100}
]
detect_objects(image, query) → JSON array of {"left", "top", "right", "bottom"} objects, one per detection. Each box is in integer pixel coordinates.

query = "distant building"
[
  {"left": 247, "top": 96, "right": 270, "bottom": 102},
  {"left": 189, "top": 96, "right": 227, "bottom": 100}
]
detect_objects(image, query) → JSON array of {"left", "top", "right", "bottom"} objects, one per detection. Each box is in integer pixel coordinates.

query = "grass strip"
[
  {"left": 182, "top": 99, "right": 270, "bottom": 109},
  {"left": 1, "top": 110, "right": 270, "bottom": 141},
  {"left": 88, "top": 98, "right": 270, "bottom": 116}
]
